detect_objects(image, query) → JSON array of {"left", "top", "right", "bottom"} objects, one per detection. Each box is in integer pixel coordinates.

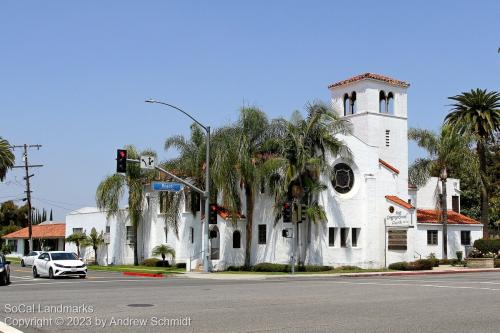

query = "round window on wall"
[{"left": 332, "top": 163, "right": 355, "bottom": 194}]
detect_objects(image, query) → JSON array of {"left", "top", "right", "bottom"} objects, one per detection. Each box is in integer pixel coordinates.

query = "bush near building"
[
  {"left": 473, "top": 239, "right": 500, "bottom": 255},
  {"left": 226, "top": 263, "right": 332, "bottom": 273},
  {"left": 388, "top": 259, "right": 434, "bottom": 271}
]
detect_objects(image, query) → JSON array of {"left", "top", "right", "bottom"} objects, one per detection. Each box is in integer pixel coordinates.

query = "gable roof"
[
  {"left": 379, "top": 159, "right": 400, "bottom": 174},
  {"left": 328, "top": 73, "right": 410, "bottom": 89},
  {"left": 2, "top": 223, "right": 66, "bottom": 239},
  {"left": 417, "top": 210, "right": 481, "bottom": 225},
  {"left": 385, "top": 195, "right": 414, "bottom": 210}
]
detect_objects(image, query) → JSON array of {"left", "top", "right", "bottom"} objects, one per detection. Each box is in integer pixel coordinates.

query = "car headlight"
[
  {"left": 0, "top": 268, "right": 4, "bottom": 273},
  {"left": 54, "top": 263, "right": 65, "bottom": 268}
]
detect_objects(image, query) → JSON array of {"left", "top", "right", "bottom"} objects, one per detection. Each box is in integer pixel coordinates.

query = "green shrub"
[
  {"left": 252, "top": 263, "right": 289, "bottom": 272},
  {"left": 473, "top": 239, "right": 500, "bottom": 255},
  {"left": 175, "top": 263, "right": 186, "bottom": 269},
  {"left": 297, "top": 265, "right": 332, "bottom": 272},
  {"left": 0, "top": 244, "right": 12, "bottom": 255},
  {"left": 142, "top": 258, "right": 160, "bottom": 267},
  {"left": 456, "top": 251, "right": 463, "bottom": 262},
  {"left": 407, "top": 259, "right": 434, "bottom": 271},
  {"left": 426, "top": 253, "right": 439, "bottom": 267},
  {"left": 155, "top": 260, "right": 170, "bottom": 267},
  {"left": 439, "top": 258, "right": 451, "bottom": 265},
  {"left": 338, "top": 265, "right": 361, "bottom": 271},
  {"left": 495, "top": 259, "right": 500, "bottom": 268},
  {"left": 388, "top": 262, "right": 409, "bottom": 270}
]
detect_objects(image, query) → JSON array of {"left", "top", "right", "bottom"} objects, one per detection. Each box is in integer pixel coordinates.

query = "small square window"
[
  {"left": 126, "top": 226, "right": 135, "bottom": 243},
  {"left": 427, "top": 230, "right": 438, "bottom": 245}
]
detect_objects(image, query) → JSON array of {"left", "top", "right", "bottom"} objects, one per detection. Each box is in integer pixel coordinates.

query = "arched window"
[
  {"left": 350, "top": 91, "right": 357, "bottom": 114},
  {"left": 343, "top": 93, "right": 350, "bottom": 116},
  {"left": 233, "top": 230, "right": 241, "bottom": 249},
  {"left": 379, "top": 90, "right": 387, "bottom": 113},
  {"left": 387, "top": 92, "right": 394, "bottom": 114}
]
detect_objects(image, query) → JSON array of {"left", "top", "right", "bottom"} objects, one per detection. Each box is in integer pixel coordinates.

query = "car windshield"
[{"left": 50, "top": 253, "right": 78, "bottom": 261}]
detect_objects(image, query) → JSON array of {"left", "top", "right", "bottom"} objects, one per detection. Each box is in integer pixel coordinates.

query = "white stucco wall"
[{"left": 415, "top": 177, "right": 460, "bottom": 211}]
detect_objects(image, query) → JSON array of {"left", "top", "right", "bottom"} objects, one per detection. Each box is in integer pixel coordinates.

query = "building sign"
[
  {"left": 388, "top": 229, "right": 407, "bottom": 250},
  {"left": 385, "top": 211, "right": 411, "bottom": 227},
  {"left": 152, "top": 182, "right": 183, "bottom": 192}
]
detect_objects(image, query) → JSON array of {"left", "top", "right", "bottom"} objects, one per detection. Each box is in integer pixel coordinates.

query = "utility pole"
[{"left": 12, "top": 144, "right": 43, "bottom": 253}]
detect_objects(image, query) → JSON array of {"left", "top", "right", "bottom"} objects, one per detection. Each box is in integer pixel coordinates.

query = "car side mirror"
[
  {"left": 45, "top": 258, "right": 50, "bottom": 261},
  {"left": 5, "top": 261, "right": 10, "bottom": 265}
]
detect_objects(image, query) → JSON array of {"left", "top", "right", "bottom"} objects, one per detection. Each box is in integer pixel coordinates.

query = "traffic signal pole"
[{"left": 145, "top": 99, "right": 211, "bottom": 273}]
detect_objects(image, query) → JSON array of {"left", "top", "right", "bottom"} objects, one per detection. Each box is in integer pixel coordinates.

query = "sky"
[{"left": 0, "top": 1, "right": 499, "bottom": 220}]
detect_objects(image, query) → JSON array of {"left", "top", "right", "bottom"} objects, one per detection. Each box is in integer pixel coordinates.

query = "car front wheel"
[
  {"left": 79, "top": 275, "right": 86, "bottom": 279},
  {"left": 33, "top": 267, "right": 39, "bottom": 278},
  {"left": 0, "top": 273, "right": 7, "bottom": 286},
  {"left": 48, "top": 268, "right": 54, "bottom": 279},
  {"left": 21, "top": 260, "right": 25, "bottom": 267}
]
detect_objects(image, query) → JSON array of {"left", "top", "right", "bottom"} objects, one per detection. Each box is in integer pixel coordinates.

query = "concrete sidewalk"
[{"left": 181, "top": 267, "right": 500, "bottom": 280}]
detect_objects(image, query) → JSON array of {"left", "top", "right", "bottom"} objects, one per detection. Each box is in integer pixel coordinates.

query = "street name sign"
[{"left": 152, "top": 182, "right": 183, "bottom": 192}]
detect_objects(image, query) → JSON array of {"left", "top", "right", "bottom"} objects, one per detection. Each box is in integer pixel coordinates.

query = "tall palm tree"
[
  {"left": 96, "top": 145, "right": 156, "bottom": 266},
  {"left": 409, "top": 126, "right": 476, "bottom": 258},
  {"left": 0, "top": 137, "right": 15, "bottom": 181},
  {"left": 262, "top": 102, "right": 352, "bottom": 264},
  {"left": 445, "top": 89, "right": 500, "bottom": 237},
  {"left": 211, "top": 107, "right": 277, "bottom": 267}
]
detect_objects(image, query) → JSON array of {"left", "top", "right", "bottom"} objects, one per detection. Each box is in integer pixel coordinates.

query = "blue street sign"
[{"left": 152, "top": 182, "right": 183, "bottom": 192}]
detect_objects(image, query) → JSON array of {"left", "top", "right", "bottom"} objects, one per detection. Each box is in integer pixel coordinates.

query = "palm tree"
[
  {"left": 96, "top": 145, "right": 156, "bottom": 266},
  {"left": 262, "top": 102, "right": 352, "bottom": 264},
  {"left": 0, "top": 137, "right": 15, "bottom": 181},
  {"left": 152, "top": 244, "right": 176, "bottom": 265},
  {"left": 66, "top": 231, "right": 87, "bottom": 258},
  {"left": 409, "top": 126, "right": 476, "bottom": 258},
  {"left": 84, "top": 227, "right": 104, "bottom": 264},
  {"left": 211, "top": 107, "right": 277, "bottom": 267},
  {"left": 445, "top": 89, "right": 500, "bottom": 237}
]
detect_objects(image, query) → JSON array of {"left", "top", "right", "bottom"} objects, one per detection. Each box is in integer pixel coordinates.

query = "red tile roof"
[
  {"left": 417, "top": 209, "right": 481, "bottom": 225},
  {"left": 385, "top": 195, "right": 414, "bottom": 210},
  {"left": 379, "top": 159, "right": 400, "bottom": 174},
  {"left": 329, "top": 73, "right": 410, "bottom": 89},
  {"left": 2, "top": 223, "right": 66, "bottom": 239}
]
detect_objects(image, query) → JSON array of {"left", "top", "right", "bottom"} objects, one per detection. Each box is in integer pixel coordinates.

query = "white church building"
[{"left": 64, "top": 73, "right": 483, "bottom": 270}]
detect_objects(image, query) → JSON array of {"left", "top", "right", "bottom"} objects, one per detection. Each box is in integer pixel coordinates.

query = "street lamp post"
[{"left": 145, "top": 99, "right": 210, "bottom": 273}]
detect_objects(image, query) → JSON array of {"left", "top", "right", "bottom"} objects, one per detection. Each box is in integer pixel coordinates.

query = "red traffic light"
[{"left": 283, "top": 202, "right": 290, "bottom": 209}]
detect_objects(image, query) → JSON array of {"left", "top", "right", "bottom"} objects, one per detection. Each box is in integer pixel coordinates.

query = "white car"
[
  {"left": 33, "top": 251, "right": 87, "bottom": 279},
  {"left": 21, "top": 251, "right": 42, "bottom": 267}
]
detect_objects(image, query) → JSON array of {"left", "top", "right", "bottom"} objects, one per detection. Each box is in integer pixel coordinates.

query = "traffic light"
[
  {"left": 116, "top": 149, "right": 127, "bottom": 173},
  {"left": 209, "top": 203, "right": 218, "bottom": 224},
  {"left": 282, "top": 201, "right": 292, "bottom": 223},
  {"left": 299, "top": 204, "right": 307, "bottom": 222}
]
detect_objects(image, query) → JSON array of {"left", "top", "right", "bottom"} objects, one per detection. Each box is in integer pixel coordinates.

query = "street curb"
[
  {"left": 122, "top": 272, "right": 165, "bottom": 278},
  {"left": 342, "top": 268, "right": 500, "bottom": 278}
]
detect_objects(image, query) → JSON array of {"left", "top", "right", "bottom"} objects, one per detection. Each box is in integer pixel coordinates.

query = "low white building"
[{"left": 64, "top": 73, "right": 482, "bottom": 269}]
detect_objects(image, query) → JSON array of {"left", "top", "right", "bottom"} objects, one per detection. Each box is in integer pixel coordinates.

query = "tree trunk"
[
  {"left": 477, "top": 141, "right": 489, "bottom": 238},
  {"left": 76, "top": 241, "right": 80, "bottom": 258},
  {"left": 94, "top": 246, "right": 97, "bottom": 264},
  {"left": 244, "top": 185, "right": 254, "bottom": 268},
  {"left": 441, "top": 176, "right": 448, "bottom": 259},
  {"left": 133, "top": 222, "right": 139, "bottom": 266}
]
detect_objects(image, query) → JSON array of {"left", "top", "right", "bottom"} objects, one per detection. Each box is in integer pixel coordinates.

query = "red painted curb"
[
  {"left": 345, "top": 268, "right": 499, "bottom": 278},
  {"left": 122, "top": 271, "right": 165, "bottom": 278}
]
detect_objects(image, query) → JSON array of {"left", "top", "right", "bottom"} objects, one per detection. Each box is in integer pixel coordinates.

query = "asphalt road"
[{"left": 1, "top": 264, "right": 499, "bottom": 333}]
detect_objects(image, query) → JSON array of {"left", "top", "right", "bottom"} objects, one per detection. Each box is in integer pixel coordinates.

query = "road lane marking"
[
  {"left": 6, "top": 279, "right": 158, "bottom": 287},
  {"left": 375, "top": 278, "right": 500, "bottom": 285},
  {"left": 328, "top": 280, "right": 500, "bottom": 292}
]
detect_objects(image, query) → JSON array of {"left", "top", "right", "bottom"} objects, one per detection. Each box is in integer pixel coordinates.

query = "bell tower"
[{"left": 329, "top": 73, "right": 410, "bottom": 192}]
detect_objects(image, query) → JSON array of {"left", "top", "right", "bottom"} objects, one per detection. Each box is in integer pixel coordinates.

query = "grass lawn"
[
  {"left": 87, "top": 265, "right": 185, "bottom": 274},
  {"left": 6, "top": 256, "right": 21, "bottom": 264},
  {"left": 216, "top": 268, "right": 393, "bottom": 275}
]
